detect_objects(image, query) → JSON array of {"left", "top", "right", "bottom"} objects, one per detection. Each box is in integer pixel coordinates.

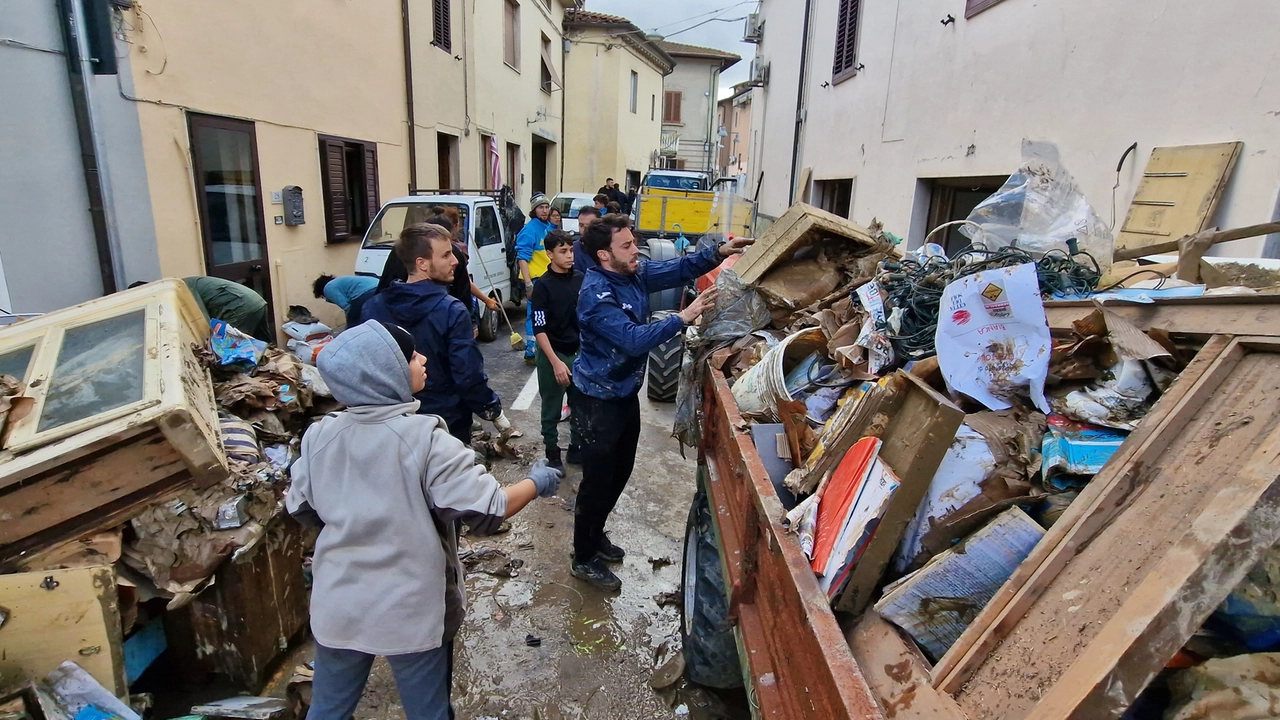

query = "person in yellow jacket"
[{"left": 515, "top": 193, "right": 554, "bottom": 363}]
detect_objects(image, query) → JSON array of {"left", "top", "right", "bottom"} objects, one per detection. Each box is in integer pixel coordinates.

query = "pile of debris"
[
  {"left": 0, "top": 280, "right": 335, "bottom": 706},
  {"left": 690, "top": 146, "right": 1280, "bottom": 718}
]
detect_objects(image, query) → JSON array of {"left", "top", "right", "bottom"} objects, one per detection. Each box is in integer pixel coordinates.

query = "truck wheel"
[
  {"left": 477, "top": 301, "right": 498, "bottom": 342},
  {"left": 681, "top": 489, "right": 743, "bottom": 689},
  {"left": 647, "top": 332, "right": 683, "bottom": 403}
]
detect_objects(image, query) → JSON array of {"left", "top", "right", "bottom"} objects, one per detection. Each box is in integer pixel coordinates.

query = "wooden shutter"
[
  {"left": 432, "top": 0, "right": 451, "bottom": 53},
  {"left": 833, "top": 0, "right": 860, "bottom": 80},
  {"left": 663, "top": 91, "right": 682, "bottom": 124},
  {"left": 319, "top": 138, "right": 349, "bottom": 243},
  {"left": 362, "top": 143, "right": 380, "bottom": 229}
]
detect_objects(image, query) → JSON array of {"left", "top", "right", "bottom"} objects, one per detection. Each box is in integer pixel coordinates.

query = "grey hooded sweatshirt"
[{"left": 285, "top": 320, "right": 507, "bottom": 655}]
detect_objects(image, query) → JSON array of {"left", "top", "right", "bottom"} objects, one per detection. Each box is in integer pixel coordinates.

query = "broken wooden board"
[
  {"left": 950, "top": 336, "right": 1280, "bottom": 720},
  {"left": 0, "top": 566, "right": 126, "bottom": 696},
  {"left": 1115, "top": 142, "right": 1242, "bottom": 259},
  {"left": 847, "top": 613, "right": 968, "bottom": 720},
  {"left": 834, "top": 371, "right": 964, "bottom": 615},
  {"left": 0, "top": 429, "right": 190, "bottom": 551},
  {"left": 733, "top": 202, "right": 878, "bottom": 285},
  {"left": 933, "top": 335, "right": 1234, "bottom": 691},
  {"left": 1044, "top": 295, "right": 1280, "bottom": 338}
]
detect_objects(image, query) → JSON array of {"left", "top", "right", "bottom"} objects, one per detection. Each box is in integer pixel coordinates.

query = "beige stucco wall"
[
  {"left": 467, "top": 0, "right": 565, "bottom": 201},
  {"left": 753, "top": 0, "right": 1280, "bottom": 257},
  {"left": 662, "top": 57, "right": 721, "bottom": 172},
  {"left": 123, "top": 0, "right": 410, "bottom": 333},
  {"left": 563, "top": 28, "right": 665, "bottom": 193}
]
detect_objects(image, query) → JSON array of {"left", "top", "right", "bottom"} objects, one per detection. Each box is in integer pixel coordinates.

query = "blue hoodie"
[
  {"left": 573, "top": 242, "right": 723, "bottom": 400},
  {"left": 360, "top": 280, "right": 502, "bottom": 425}
]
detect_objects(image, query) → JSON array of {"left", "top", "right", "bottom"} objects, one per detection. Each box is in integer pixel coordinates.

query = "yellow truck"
[{"left": 633, "top": 170, "right": 756, "bottom": 244}]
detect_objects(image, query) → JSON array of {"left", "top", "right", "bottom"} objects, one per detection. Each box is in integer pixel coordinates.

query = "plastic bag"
[
  {"left": 935, "top": 263, "right": 1051, "bottom": 412},
  {"left": 699, "top": 269, "right": 770, "bottom": 344},
  {"left": 210, "top": 319, "right": 266, "bottom": 369},
  {"left": 961, "top": 140, "right": 1114, "bottom": 269}
]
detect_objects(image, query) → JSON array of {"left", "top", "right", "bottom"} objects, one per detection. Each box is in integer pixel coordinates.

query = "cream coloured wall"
[
  {"left": 563, "top": 27, "right": 665, "bottom": 193},
  {"left": 753, "top": 0, "right": 1280, "bottom": 258},
  {"left": 469, "top": 0, "right": 567, "bottom": 202},
  {"left": 123, "top": 0, "right": 410, "bottom": 332}
]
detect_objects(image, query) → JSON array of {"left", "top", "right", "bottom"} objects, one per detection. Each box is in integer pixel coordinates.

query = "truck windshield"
[
  {"left": 646, "top": 175, "right": 707, "bottom": 191},
  {"left": 362, "top": 202, "right": 470, "bottom": 247}
]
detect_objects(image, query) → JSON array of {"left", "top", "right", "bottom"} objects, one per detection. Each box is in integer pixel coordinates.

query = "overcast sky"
[{"left": 583, "top": 0, "right": 759, "bottom": 97}]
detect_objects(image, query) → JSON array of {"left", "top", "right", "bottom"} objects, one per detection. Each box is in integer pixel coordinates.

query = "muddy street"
[{"left": 269, "top": 308, "right": 747, "bottom": 720}]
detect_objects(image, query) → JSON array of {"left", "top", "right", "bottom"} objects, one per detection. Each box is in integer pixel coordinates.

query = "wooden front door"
[{"left": 187, "top": 113, "right": 274, "bottom": 326}]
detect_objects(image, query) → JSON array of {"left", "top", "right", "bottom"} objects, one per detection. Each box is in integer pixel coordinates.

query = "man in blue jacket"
[
  {"left": 570, "top": 214, "right": 752, "bottom": 590},
  {"left": 361, "top": 223, "right": 513, "bottom": 445}
]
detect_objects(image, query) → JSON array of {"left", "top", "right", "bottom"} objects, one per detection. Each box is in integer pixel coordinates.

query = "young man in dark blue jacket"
[
  {"left": 361, "top": 223, "right": 513, "bottom": 445},
  {"left": 570, "top": 214, "right": 752, "bottom": 590}
]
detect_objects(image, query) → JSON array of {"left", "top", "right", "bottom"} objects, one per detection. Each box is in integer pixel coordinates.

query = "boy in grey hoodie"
[{"left": 286, "top": 320, "right": 562, "bottom": 720}]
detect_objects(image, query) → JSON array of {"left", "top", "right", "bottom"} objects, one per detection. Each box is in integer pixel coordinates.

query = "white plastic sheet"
[{"left": 935, "top": 263, "right": 1051, "bottom": 412}]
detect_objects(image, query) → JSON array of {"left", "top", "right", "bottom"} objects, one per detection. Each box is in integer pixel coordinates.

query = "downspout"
[
  {"left": 57, "top": 0, "right": 121, "bottom": 294},
  {"left": 559, "top": 29, "right": 567, "bottom": 191},
  {"left": 461, "top": 0, "right": 471, "bottom": 137},
  {"left": 401, "top": 0, "right": 418, "bottom": 191},
  {"left": 788, "top": 0, "right": 813, "bottom": 205}
]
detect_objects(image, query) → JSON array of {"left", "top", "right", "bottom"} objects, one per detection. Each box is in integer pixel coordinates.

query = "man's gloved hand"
[
  {"left": 528, "top": 459, "right": 563, "bottom": 498},
  {"left": 492, "top": 411, "right": 515, "bottom": 444}
]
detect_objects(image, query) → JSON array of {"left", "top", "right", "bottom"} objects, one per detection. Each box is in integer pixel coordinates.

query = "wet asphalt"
[{"left": 269, "top": 305, "right": 749, "bottom": 720}]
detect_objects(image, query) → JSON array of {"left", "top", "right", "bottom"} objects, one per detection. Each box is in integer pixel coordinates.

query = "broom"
[{"left": 499, "top": 302, "right": 524, "bottom": 351}]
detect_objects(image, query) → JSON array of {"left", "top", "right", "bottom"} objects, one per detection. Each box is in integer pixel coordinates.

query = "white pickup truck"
[{"left": 354, "top": 192, "right": 515, "bottom": 341}]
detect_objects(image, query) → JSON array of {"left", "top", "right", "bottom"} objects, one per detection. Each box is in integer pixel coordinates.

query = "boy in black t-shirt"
[{"left": 531, "top": 230, "right": 584, "bottom": 471}]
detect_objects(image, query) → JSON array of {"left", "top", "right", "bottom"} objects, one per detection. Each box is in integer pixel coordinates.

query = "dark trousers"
[
  {"left": 572, "top": 392, "right": 641, "bottom": 560},
  {"left": 309, "top": 642, "right": 454, "bottom": 720},
  {"left": 535, "top": 347, "right": 582, "bottom": 450},
  {"left": 445, "top": 415, "right": 472, "bottom": 447}
]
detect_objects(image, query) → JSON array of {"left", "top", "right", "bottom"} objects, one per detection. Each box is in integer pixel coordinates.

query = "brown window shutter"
[
  {"left": 320, "top": 139, "right": 349, "bottom": 243},
  {"left": 433, "top": 0, "right": 452, "bottom": 53},
  {"left": 663, "top": 91, "right": 682, "bottom": 124},
  {"left": 833, "top": 0, "right": 860, "bottom": 78},
  {"left": 363, "top": 143, "right": 380, "bottom": 226}
]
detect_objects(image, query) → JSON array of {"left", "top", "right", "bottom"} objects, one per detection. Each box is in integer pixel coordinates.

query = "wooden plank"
[
  {"left": 1044, "top": 296, "right": 1280, "bottom": 338},
  {"left": 0, "top": 429, "right": 188, "bottom": 548},
  {"left": 1115, "top": 142, "right": 1242, "bottom": 258},
  {"left": 734, "top": 202, "right": 877, "bottom": 285},
  {"left": 1025, "top": 418, "right": 1280, "bottom": 720},
  {"left": 835, "top": 371, "right": 964, "bottom": 614},
  {"left": 952, "top": 338, "right": 1280, "bottom": 719},
  {"left": 847, "top": 614, "right": 970, "bottom": 720},
  {"left": 1114, "top": 220, "right": 1280, "bottom": 261},
  {"left": 933, "top": 335, "right": 1235, "bottom": 692},
  {"left": 0, "top": 566, "right": 126, "bottom": 696}
]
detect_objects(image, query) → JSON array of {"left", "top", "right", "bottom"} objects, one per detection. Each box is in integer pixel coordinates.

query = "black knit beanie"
[{"left": 378, "top": 321, "right": 416, "bottom": 363}]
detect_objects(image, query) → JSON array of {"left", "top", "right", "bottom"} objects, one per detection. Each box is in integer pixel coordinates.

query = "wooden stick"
[{"left": 1113, "top": 221, "right": 1280, "bottom": 261}]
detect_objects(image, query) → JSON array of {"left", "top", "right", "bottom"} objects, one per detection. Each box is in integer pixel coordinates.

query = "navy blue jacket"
[
  {"left": 573, "top": 243, "right": 723, "bottom": 400},
  {"left": 360, "top": 279, "right": 502, "bottom": 424}
]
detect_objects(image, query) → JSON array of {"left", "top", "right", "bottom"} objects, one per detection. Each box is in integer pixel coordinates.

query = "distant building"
[
  {"left": 656, "top": 40, "right": 740, "bottom": 174},
  {"left": 562, "top": 10, "right": 674, "bottom": 194},
  {"left": 749, "top": 0, "right": 1280, "bottom": 258},
  {"left": 716, "top": 82, "right": 757, "bottom": 184}
]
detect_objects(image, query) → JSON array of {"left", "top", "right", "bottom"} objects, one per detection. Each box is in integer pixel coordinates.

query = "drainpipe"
[
  {"left": 788, "top": 0, "right": 814, "bottom": 206},
  {"left": 559, "top": 30, "right": 567, "bottom": 191},
  {"left": 401, "top": 0, "right": 418, "bottom": 191},
  {"left": 57, "top": 0, "right": 122, "bottom": 294}
]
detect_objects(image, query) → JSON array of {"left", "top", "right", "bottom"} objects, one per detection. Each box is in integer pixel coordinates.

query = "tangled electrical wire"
[{"left": 875, "top": 241, "right": 1103, "bottom": 360}]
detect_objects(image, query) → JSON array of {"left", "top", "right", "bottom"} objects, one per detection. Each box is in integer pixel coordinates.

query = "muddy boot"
[
  {"left": 570, "top": 555, "right": 622, "bottom": 592},
  {"left": 597, "top": 532, "right": 626, "bottom": 563},
  {"left": 545, "top": 445, "right": 564, "bottom": 473},
  {"left": 565, "top": 444, "right": 582, "bottom": 466}
]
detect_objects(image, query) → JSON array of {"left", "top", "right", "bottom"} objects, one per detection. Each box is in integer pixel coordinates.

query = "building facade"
[
  {"left": 561, "top": 10, "right": 673, "bottom": 195},
  {"left": 716, "top": 83, "right": 755, "bottom": 183},
  {"left": 1, "top": 0, "right": 160, "bottom": 313},
  {"left": 1, "top": 0, "right": 579, "bottom": 327},
  {"left": 657, "top": 40, "right": 739, "bottom": 174},
  {"left": 749, "top": 0, "right": 1280, "bottom": 258}
]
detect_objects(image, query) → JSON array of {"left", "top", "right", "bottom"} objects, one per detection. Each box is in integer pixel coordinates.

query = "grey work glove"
[{"left": 527, "top": 459, "right": 564, "bottom": 498}]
